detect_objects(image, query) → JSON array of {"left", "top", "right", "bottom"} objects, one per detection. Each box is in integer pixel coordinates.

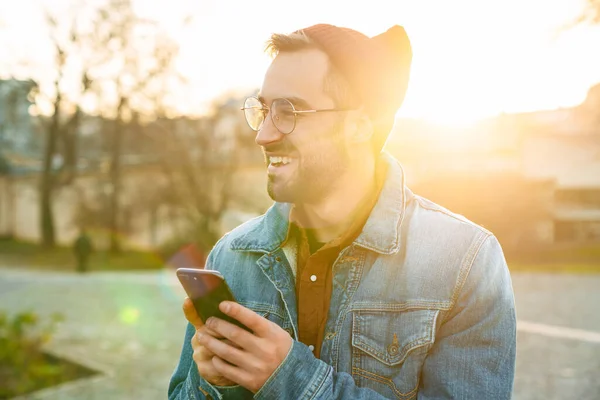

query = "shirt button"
[
  {"left": 308, "top": 345, "right": 315, "bottom": 351},
  {"left": 310, "top": 275, "right": 317, "bottom": 282}
]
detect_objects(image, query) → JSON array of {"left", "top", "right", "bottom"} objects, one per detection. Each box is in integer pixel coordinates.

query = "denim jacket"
[{"left": 168, "top": 153, "right": 517, "bottom": 400}]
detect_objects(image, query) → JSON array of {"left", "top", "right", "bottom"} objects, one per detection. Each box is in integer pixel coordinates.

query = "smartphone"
[{"left": 176, "top": 268, "right": 251, "bottom": 332}]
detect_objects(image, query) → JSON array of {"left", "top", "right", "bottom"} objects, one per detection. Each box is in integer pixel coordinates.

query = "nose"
[{"left": 255, "top": 112, "right": 285, "bottom": 147}]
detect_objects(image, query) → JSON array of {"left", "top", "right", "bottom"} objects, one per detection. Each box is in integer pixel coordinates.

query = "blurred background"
[{"left": 0, "top": 0, "right": 599, "bottom": 399}]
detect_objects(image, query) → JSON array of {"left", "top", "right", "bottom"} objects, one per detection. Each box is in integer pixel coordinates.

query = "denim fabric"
[{"left": 168, "top": 152, "right": 517, "bottom": 400}]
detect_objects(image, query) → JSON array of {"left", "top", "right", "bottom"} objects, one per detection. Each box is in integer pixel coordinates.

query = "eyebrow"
[{"left": 257, "top": 95, "right": 313, "bottom": 110}]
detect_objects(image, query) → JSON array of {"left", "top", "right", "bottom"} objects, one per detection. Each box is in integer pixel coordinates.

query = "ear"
[{"left": 349, "top": 114, "right": 374, "bottom": 144}]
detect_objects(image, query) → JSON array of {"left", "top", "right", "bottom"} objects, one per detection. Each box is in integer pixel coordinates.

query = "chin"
[{"left": 267, "top": 181, "right": 296, "bottom": 203}]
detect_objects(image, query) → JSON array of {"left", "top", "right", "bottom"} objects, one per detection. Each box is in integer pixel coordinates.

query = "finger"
[
  {"left": 223, "top": 338, "right": 242, "bottom": 350},
  {"left": 219, "top": 302, "right": 271, "bottom": 337},
  {"left": 184, "top": 299, "right": 227, "bottom": 338},
  {"left": 202, "top": 326, "right": 225, "bottom": 339},
  {"left": 206, "top": 317, "right": 256, "bottom": 350},
  {"left": 198, "top": 339, "right": 216, "bottom": 357},
  {"left": 198, "top": 330, "right": 254, "bottom": 370},
  {"left": 193, "top": 343, "right": 214, "bottom": 360},
  {"left": 191, "top": 330, "right": 213, "bottom": 357},
  {"left": 193, "top": 328, "right": 223, "bottom": 356},
  {"left": 212, "top": 356, "right": 254, "bottom": 390},
  {"left": 183, "top": 297, "right": 204, "bottom": 329},
  {"left": 196, "top": 358, "right": 225, "bottom": 383}
]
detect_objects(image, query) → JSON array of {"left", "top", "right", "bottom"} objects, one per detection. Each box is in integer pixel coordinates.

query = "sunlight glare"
[{"left": 119, "top": 307, "right": 141, "bottom": 325}]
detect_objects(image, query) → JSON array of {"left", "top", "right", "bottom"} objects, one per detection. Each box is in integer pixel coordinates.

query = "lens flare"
[{"left": 119, "top": 307, "right": 140, "bottom": 325}]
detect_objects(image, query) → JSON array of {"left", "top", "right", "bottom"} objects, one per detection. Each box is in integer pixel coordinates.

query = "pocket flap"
[{"left": 352, "top": 309, "right": 438, "bottom": 366}]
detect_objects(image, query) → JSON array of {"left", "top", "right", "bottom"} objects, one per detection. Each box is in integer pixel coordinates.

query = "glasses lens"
[
  {"left": 271, "top": 98, "right": 295, "bottom": 134},
  {"left": 243, "top": 97, "right": 265, "bottom": 131}
]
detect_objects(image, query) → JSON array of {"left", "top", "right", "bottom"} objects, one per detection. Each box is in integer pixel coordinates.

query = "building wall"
[
  {"left": 521, "top": 135, "right": 600, "bottom": 188},
  {"left": 1, "top": 164, "right": 270, "bottom": 250},
  {"left": 0, "top": 176, "right": 14, "bottom": 237},
  {"left": 11, "top": 175, "right": 39, "bottom": 242}
]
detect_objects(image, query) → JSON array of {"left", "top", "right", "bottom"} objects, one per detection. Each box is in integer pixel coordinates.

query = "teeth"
[{"left": 270, "top": 156, "right": 292, "bottom": 165}]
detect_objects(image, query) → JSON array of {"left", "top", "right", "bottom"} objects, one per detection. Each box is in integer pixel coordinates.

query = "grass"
[
  {"left": 508, "top": 262, "right": 600, "bottom": 274},
  {"left": 0, "top": 238, "right": 598, "bottom": 274},
  {"left": 0, "top": 352, "right": 97, "bottom": 399},
  {"left": 507, "top": 244, "right": 600, "bottom": 274},
  {"left": 0, "top": 310, "right": 97, "bottom": 399},
  {"left": 0, "top": 239, "right": 164, "bottom": 272}
]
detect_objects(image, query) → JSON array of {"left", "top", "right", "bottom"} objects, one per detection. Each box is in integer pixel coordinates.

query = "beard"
[{"left": 266, "top": 125, "right": 350, "bottom": 204}]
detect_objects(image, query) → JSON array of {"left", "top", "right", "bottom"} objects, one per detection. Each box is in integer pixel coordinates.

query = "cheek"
[{"left": 294, "top": 122, "right": 347, "bottom": 155}]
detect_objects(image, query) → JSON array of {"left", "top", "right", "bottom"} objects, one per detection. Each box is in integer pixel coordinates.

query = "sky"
[{"left": 1, "top": 0, "right": 600, "bottom": 125}]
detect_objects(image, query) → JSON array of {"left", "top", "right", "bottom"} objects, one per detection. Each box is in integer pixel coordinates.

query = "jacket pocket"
[{"left": 351, "top": 309, "right": 438, "bottom": 400}]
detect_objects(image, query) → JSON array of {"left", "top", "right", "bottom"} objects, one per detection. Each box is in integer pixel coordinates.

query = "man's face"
[{"left": 256, "top": 48, "right": 352, "bottom": 204}]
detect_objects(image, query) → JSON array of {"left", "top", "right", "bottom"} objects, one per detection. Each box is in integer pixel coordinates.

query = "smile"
[{"left": 269, "top": 156, "right": 293, "bottom": 166}]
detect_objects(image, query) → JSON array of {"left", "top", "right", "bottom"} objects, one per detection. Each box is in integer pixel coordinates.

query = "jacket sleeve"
[
  {"left": 254, "top": 339, "right": 397, "bottom": 399},
  {"left": 417, "top": 234, "right": 517, "bottom": 400},
  {"left": 167, "top": 322, "right": 254, "bottom": 400}
]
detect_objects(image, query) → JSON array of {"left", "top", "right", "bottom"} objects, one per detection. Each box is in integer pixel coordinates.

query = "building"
[
  {"left": 386, "top": 83, "right": 600, "bottom": 247},
  {"left": 0, "top": 97, "right": 268, "bottom": 249},
  {"left": 0, "top": 79, "right": 38, "bottom": 154},
  {"left": 522, "top": 134, "right": 600, "bottom": 243}
]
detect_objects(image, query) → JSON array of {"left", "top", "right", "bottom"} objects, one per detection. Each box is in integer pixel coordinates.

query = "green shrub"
[{"left": 0, "top": 311, "right": 64, "bottom": 398}]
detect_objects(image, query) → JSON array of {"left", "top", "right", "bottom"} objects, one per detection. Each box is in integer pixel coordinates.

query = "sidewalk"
[{"left": 1, "top": 267, "right": 187, "bottom": 400}]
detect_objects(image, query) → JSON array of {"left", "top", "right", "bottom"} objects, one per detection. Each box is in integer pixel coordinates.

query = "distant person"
[
  {"left": 73, "top": 229, "right": 93, "bottom": 273},
  {"left": 169, "top": 24, "right": 516, "bottom": 399}
]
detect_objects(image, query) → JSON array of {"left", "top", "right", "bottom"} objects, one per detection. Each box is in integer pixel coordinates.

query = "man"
[
  {"left": 169, "top": 23, "right": 516, "bottom": 400},
  {"left": 73, "top": 228, "right": 93, "bottom": 273}
]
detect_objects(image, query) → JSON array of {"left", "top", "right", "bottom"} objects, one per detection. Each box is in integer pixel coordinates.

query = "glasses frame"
[{"left": 240, "top": 96, "right": 357, "bottom": 135}]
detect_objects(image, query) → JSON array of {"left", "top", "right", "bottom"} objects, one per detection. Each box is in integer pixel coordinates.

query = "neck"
[{"left": 293, "top": 156, "right": 377, "bottom": 243}]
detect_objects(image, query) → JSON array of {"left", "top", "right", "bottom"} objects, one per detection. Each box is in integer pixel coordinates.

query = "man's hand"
[
  {"left": 196, "top": 301, "right": 293, "bottom": 393},
  {"left": 182, "top": 297, "right": 236, "bottom": 387}
]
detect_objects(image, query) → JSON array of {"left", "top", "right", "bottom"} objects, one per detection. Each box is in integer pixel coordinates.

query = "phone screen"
[{"left": 176, "top": 269, "right": 251, "bottom": 332}]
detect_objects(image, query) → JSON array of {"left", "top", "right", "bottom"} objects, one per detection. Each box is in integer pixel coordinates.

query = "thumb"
[{"left": 183, "top": 297, "right": 204, "bottom": 329}]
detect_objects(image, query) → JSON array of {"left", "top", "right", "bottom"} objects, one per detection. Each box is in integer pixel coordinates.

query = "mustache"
[{"left": 262, "top": 143, "right": 296, "bottom": 155}]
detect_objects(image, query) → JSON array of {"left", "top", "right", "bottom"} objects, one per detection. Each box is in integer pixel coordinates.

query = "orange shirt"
[{"left": 283, "top": 162, "right": 388, "bottom": 358}]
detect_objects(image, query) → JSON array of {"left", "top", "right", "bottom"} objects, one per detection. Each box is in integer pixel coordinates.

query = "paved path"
[
  {"left": 1, "top": 267, "right": 599, "bottom": 400},
  {"left": 511, "top": 273, "right": 600, "bottom": 400},
  {"left": 1, "top": 269, "right": 187, "bottom": 400}
]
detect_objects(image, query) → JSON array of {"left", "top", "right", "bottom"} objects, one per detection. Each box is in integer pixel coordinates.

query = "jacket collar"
[{"left": 230, "top": 152, "right": 407, "bottom": 255}]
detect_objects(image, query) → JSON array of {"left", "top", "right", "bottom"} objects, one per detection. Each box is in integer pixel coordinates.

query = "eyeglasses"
[{"left": 241, "top": 96, "right": 356, "bottom": 135}]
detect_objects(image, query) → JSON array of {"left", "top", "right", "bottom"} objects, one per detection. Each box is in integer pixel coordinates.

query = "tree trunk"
[
  {"left": 40, "top": 174, "right": 55, "bottom": 247},
  {"left": 108, "top": 115, "right": 123, "bottom": 253},
  {"left": 39, "top": 105, "right": 61, "bottom": 247}
]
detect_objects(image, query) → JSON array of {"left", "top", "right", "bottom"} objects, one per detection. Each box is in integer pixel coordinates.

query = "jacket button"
[
  {"left": 275, "top": 256, "right": 281, "bottom": 262},
  {"left": 387, "top": 343, "right": 399, "bottom": 355}
]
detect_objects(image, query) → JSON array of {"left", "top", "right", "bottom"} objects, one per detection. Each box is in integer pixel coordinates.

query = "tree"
[
  {"left": 142, "top": 97, "right": 262, "bottom": 254},
  {"left": 91, "top": 0, "right": 182, "bottom": 253},
  {"left": 36, "top": 6, "right": 102, "bottom": 247}
]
